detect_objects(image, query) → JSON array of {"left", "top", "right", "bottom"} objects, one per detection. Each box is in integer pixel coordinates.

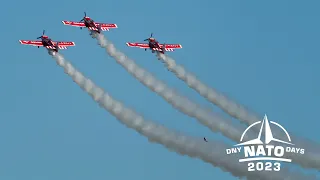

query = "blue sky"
[{"left": 1, "top": 0, "right": 320, "bottom": 179}]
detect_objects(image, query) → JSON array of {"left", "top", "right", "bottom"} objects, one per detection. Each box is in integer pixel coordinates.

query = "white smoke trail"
[
  {"left": 157, "top": 52, "right": 317, "bottom": 142},
  {"left": 157, "top": 53, "right": 320, "bottom": 170},
  {"left": 95, "top": 34, "right": 320, "bottom": 170},
  {"left": 93, "top": 34, "right": 254, "bottom": 141},
  {"left": 49, "top": 52, "right": 316, "bottom": 180}
]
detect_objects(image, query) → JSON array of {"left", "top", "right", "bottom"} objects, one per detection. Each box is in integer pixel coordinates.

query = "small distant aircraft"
[
  {"left": 19, "top": 30, "right": 75, "bottom": 53},
  {"left": 62, "top": 12, "right": 117, "bottom": 34},
  {"left": 204, "top": 137, "right": 208, "bottom": 142},
  {"left": 126, "top": 33, "right": 182, "bottom": 54}
]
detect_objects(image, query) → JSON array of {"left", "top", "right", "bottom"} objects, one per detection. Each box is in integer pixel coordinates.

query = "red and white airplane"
[
  {"left": 126, "top": 33, "right": 182, "bottom": 54},
  {"left": 62, "top": 12, "right": 117, "bottom": 34},
  {"left": 19, "top": 30, "right": 75, "bottom": 53}
]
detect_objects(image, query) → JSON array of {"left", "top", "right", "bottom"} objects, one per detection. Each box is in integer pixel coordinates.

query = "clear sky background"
[{"left": 1, "top": 0, "right": 320, "bottom": 179}]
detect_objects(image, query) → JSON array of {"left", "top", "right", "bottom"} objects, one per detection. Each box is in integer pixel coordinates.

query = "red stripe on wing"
[
  {"left": 160, "top": 44, "right": 182, "bottom": 49},
  {"left": 59, "top": 41, "right": 76, "bottom": 46},
  {"left": 19, "top": 40, "right": 43, "bottom": 46},
  {"left": 96, "top": 23, "right": 117, "bottom": 31},
  {"left": 100, "top": 23, "right": 117, "bottom": 28},
  {"left": 126, "top": 42, "right": 149, "bottom": 48},
  {"left": 62, "top": 21, "right": 85, "bottom": 27},
  {"left": 54, "top": 42, "right": 76, "bottom": 46}
]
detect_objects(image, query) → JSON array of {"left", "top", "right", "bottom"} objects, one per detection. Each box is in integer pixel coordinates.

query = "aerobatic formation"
[
  {"left": 19, "top": 12, "right": 182, "bottom": 56},
  {"left": 19, "top": 12, "right": 319, "bottom": 180}
]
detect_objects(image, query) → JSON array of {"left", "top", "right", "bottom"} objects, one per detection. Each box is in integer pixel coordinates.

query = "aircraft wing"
[
  {"left": 62, "top": 21, "right": 117, "bottom": 31},
  {"left": 19, "top": 40, "right": 43, "bottom": 46},
  {"left": 126, "top": 43, "right": 149, "bottom": 48},
  {"left": 126, "top": 42, "right": 182, "bottom": 52},
  {"left": 159, "top": 44, "right": 182, "bottom": 49},
  {"left": 159, "top": 44, "right": 182, "bottom": 51},
  {"left": 53, "top": 41, "right": 76, "bottom": 49},
  {"left": 62, "top": 21, "right": 86, "bottom": 27},
  {"left": 19, "top": 40, "right": 75, "bottom": 49},
  {"left": 94, "top": 23, "right": 117, "bottom": 31}
]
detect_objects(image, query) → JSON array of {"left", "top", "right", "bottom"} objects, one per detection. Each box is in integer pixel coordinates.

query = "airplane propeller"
[
  {"left": 144, "top": 33, "right": 153, "bottom": 41},
  {"left": 37, "top": 30, "right": 45, "bottom": 39},
  {"left": 80, "top": 12, "right": 87, "bottom": 22}
]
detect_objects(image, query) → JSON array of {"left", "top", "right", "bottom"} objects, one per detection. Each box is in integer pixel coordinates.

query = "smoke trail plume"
[
  {"left": 94, "top": 34, "right": 320, "bottom": 170},
  {"left": 93, "top": 34, "right": 254, "bottom": 141},
  {"left": 156, "top": 53, "right": 320, "bottom": 170},
  {"left": 49, "top": 52, "right": 316, "bottom": 180}
]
